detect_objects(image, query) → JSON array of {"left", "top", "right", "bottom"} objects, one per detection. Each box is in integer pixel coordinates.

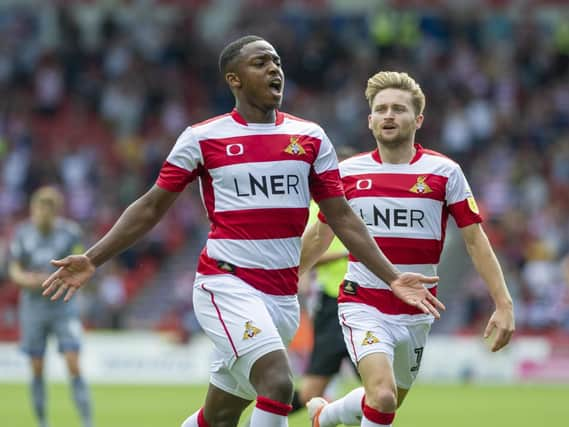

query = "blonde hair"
[
  {"left": 365, "top": 71, "right": 425, "bottom": 116},
  {"left": 31, "top": 186, "right": 64, "bottom": 211}
]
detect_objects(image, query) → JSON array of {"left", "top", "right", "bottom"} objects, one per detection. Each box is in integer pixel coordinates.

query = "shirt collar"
[
  {"left": 230, "top": 108, "right": 284, "bottom": 126},
  {"left": 372, "top": 143, "right": 424, "bottom": 164}
]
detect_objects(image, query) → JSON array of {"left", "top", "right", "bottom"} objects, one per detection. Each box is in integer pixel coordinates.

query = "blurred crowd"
[{"left": 0, "top": 0, "right": 568, "bottom": 337}]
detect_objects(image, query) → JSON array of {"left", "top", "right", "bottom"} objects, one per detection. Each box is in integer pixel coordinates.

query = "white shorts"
[
  {"left": 193, "top": 273, "right": 300, "bottom": 400},
  {"left": 338, "top": 302, "right": 431, "bottom": 389}
]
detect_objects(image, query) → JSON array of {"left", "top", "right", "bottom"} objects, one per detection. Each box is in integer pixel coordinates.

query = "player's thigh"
[
  {"left": 338, "top": 303, "right": 397, "bottom": 368},
  {"left": 19, "top": 306, "right": 49, "bottom": 357},
  {"left": 358, "top": 352, "right": 397, "bottom": 393},
  {"left": 392, "top": 323, "right": 431, "bottom": 390},
  {"left": 194, "top": 275, "right": 298, "bottom": 401},
  {"left": 193, "top": 276, "right": 288, "bottom": 362},
  {"left": 52, "top": 313, "right": 83, "bottom": 353},
  {"left": 203, "top": 382, "right": 251, "bottom": 425}
]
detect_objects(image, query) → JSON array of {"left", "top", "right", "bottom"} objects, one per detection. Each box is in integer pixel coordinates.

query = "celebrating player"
[
  {"left": 302, "top": 71, "right": 515, "bottom": 427},
  {"left": 9, "top": 187, "right": 94, "bottom": 427},
  {"left": 41, "top": 37, "right": 442, "bottom": 427}
]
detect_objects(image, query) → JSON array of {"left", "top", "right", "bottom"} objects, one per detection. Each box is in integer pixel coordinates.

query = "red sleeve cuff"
[
  {"left": 449, "top": 198, "right": 483, "bottom": 227},
  {"left": 310, "top": 169, "right": 344, "bottom": 202},
  {"left": 156, "top": 161, "right": 197, "bottom": 192}
]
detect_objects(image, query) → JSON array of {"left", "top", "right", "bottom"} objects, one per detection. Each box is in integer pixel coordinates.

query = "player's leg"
[
  {"left": 192, "top": 275, "right": 299, "bottom": 426},
  {"left": 309, "top": 303, "right": 399, "bottom": 427},
  {"left": 55, "top": 315, "right": 93, "bottom": 427},
  {"left": 29, "top": 357, "right": 49, "bottom": 427},
  {"left": 62, "top": 351, "right": 93, "bottom": 427},
  {"left": 20, "top": 306, "right": 49, "bottom": 427},
  {"left": 358, "top": 353, "right": 397, "bottom": 426},
  {"left": 310, "top": 354, "right": 397, "bottom": 427},
  {"left": 247, "top": 349, "right": 295, "bottom": 425},
  {"left": 181, "top": 383, "right": 251, "bottom": 427}
]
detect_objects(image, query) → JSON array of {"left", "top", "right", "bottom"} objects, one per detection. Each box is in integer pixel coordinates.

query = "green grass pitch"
[{"left": 1, "top": 382, "right": 567, "bottom": 426}]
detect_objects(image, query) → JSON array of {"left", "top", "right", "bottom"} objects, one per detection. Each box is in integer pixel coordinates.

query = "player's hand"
[
  {"left": 390, "top": 273, "right": 445, "bottom": 319},
  {"left": 42, "top": 255, "right": 96, "bottom": 302},
  {"left": 484, "top": 306, "right": 515, "bottom": 352}
]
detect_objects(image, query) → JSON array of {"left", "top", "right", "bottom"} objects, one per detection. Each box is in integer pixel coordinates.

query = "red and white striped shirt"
[
  {"left": 157, "top": 109, "right": 343, "bottom": 296},
  {"left": 326, "top": 144, "right": 482, "bottom": 324}
]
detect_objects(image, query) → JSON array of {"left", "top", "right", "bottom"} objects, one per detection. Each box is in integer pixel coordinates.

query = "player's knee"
[
  {"left": 250, "top": 351, "right": 294, "bottom": 403},
  {"left": 365, "top": 388, "right": 397, "bottom": 413},
  {"left": 258, "top": 369, "right": 294, "bottom": 403}
]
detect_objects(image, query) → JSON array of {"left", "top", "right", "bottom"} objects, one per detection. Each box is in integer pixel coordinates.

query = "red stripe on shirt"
[
  {"left": 156, "top": 161, "right": 198, "bottom": 192},
  {"left": 310, "top": 169, "right": 344, "bottom": 202},
  {"left": 210, "top": 208, "right": 308, "bottom": 240},
  {"left": 348, "top": 237, "right": 443, "bottom": 265},
  {"left": 199, "top": 134, "right": 321, "bottom": 169},
  {"left": 448, "top": 199, "right": 483, "bottom": 227},
  {"left": 338, "top": 283, "right": 437, "bottom": 315},
  {"left": 197, "top": 250, "right": 298, "bottom": 295},
  {"left": 342, "top": 173, "right": 448, "bottom": 202}
]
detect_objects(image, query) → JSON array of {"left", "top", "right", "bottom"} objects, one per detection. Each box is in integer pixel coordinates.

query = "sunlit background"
[{"left": 0, "top": 0, "right": 568, "bottom": 426}]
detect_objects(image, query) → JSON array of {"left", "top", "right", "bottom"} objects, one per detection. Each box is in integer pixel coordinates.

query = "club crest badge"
[
  {"left": 243, "top": 321, "right": 262, "bottom": 340},
  {"left": 362, "top": 331, "right": 380, "bottom": 346},
  {"left": 409, "top": 176, "right": 433, "bottom": 194},
  {"left": 284, "top": 136, "right": 306, "bottom": 155}
]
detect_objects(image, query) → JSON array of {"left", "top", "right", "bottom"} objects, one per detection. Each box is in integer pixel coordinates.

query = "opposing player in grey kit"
[{"left": 9, "top": 187, "right": 94, "bottom": 427}]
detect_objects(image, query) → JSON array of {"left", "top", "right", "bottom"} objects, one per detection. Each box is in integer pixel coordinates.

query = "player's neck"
[
  {"left": 34, "top": 222, "right": 54, "bottom": 235},
  {"left": 234, "top": 104, "right": 276, "bottom": 124},
  {"left": 377, "top": 141, "right": 416, "bottom": 164}
]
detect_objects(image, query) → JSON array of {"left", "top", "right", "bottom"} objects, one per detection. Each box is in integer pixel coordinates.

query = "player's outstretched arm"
[
  {"left": 460, "top": 223, "right": 515, "bottom": 352},
  {"left": 42, "top": 185, "right": 180, "bottom": 302},
  {"left": 299, "top": 220, "right": 335, "bottom": 276},
  {"left": 318, "top": 196, "right": 445, "bottom": 318},
  {"left": 8, "top": 262, "right": 50, "bottom": 290}
]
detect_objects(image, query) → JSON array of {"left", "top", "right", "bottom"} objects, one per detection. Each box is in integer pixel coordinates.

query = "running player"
[
  {"left": 9, "top": 187, "right": 93, "bottom": 427},
  {"left": 41, "top": 38, "right": 443, "bottom": 427},
  {"left": 302, "top": 71, "right": 515, "bottom": 427}
]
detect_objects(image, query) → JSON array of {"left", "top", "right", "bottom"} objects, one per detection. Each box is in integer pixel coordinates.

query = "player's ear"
[
  {"left": 368, "top": 113, "right": 373, "bottom": 130},
  {"left": 415, "top": 114, "right": 424, "bottom": 130},
  {"left": 226, "top": 72, "right": 241, "bottom": 89}
]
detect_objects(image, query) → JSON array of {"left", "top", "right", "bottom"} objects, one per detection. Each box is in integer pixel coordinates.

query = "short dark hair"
[{"left": 218, "top": 35, "right": 265, "bottom": 74}]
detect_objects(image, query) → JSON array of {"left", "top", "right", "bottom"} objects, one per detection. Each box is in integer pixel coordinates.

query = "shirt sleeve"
[
  {"left": 309, "top": 128, "right": 344, "bottom": 202},
  {"left": 156, "top": 126, "right": 203, "bottom": 192},
  {"left": 446, "top": 163, "right": 483, "bottom": 227}
]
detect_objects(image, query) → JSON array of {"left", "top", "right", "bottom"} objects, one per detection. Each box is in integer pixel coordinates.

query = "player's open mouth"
[
  {"left": 269, "top": 79, "right": 283, "bottom": 94},
  {"left": 382, "top": 124, "right": 397, "bottom": 130}
]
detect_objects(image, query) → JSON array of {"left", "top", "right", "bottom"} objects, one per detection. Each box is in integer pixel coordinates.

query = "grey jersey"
[{"left": 10, "top": 218, "right": 84, "bottom": 315}]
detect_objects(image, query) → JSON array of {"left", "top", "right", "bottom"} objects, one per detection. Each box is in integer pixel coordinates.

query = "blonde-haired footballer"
[
  {"left": 9, "top": 187, "right": 93, "bottom": 427},
  {"left": 303, "top": 71, "right": 515, "bottom": 427}
]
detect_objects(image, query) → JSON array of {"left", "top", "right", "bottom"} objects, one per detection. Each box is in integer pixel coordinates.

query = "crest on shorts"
[
  {"left": 362, "top": 331, "right": 380, "bottom": 346},
  {"left": 409, "top": 176, "right": 432, "bottom": 194},
  {"left": 243, "top": 321, "right": 262, "bottom": 340},
  {"left": 284, "top": 136, "right": 306, "bottom": 155}
]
